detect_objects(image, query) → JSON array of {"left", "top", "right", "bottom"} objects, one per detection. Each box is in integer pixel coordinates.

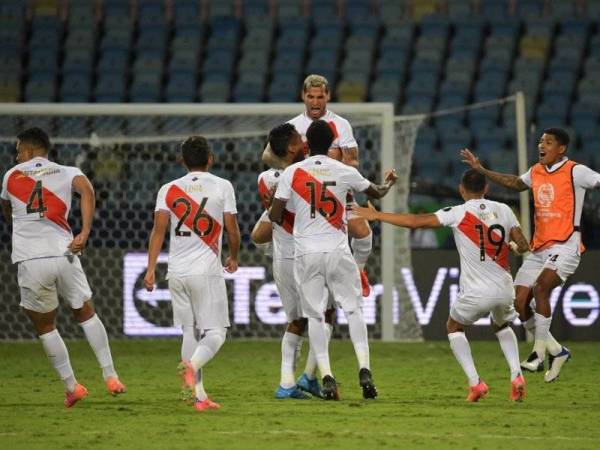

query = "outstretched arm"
[
  {"left": 460, "top": 148, "right": 529, "bottom": 192},
  {"left": 69, "top": 175, "right": 95, "bottom": 253},
  {"left": 351, "top": 201, "right": 442, "bottom": 229},
  {"left": 144, "top": 210, "right": 169, "bottom": 291},
  {"left": 362, "top": 169, "right": 398, "bottom": 199}
]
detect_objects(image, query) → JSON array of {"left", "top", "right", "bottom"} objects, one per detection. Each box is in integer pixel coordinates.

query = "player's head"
[
  {"left": 181, "top": 136, "right": 213, "bottom": 171},
  {"left": 268, "top": 123, "right": 305, "bottom": 164},
  {"left": 538, "top": 127, "right": 569, "bottom": 166},
  {"left": 16, "top": 127, "right": 50, "bottom": 163},
  {"left": 306, "top": 120, "right": 334, "bottom": 156},
  {"left": 459, "top": 169, "right": 488, "bottom": 199},
  {"left": 301, "top": 74, "right": 331, "bottom": 120}
]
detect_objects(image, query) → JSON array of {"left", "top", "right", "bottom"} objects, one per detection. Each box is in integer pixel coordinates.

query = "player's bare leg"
[
  {"left": 446, "top": 317, "right": 488, "bottom": 402},
  {"left": 276, "top": 318, "right": 310, "bottom": 399},
  {"left": 73, "top": 300, "right": 125, "bottom": 395},
  {"left": 348, "top": 217, "right": 373, "bottom": 297},
  {"left": 24, "top": 307, "right": 86, "bottom": 407},
  {"left": 492, "top": 322, "right": 525, "bottom": 401},
  {"left": 532, "top": 269, "right": 571, "bottom": 382}
]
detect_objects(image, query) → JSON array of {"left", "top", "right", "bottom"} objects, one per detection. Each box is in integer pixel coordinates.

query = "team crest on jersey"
[
  {"left": 537, "top": 183, "right": 555, "bottom": 207},
  {"left": 315, "top": 161, "right": 322, "bottom": 165},
  {"left": 443, "top": 207, "right": 452, "bottom": 212},
  {"left": 35, "top": 163, "right": 41, "bottom": 167},
  {"left": 479, "top": 203, "right": 486, "bottom": 210},
  {"left": 274, "top": 171, "right": 280, "bottom": 177}
]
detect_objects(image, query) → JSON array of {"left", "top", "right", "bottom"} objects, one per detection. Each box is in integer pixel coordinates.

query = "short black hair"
[
  {"left": 306, "top": 120, "right": 334, "bottom": 155},
  {"left": 181, "top": 136, "right": 211, "bottom": 168},
  {"left": 542, "top": 128, "right": 570, "bottom": 147},
  {"left": 268, "top": 123, "right": 297, "bottom": 158},
  {"left": 17, "top": 127, "right": 50, "bottom": 153},
  {"left": 461, "top": 169, "right": 487, "bottom": 193}
]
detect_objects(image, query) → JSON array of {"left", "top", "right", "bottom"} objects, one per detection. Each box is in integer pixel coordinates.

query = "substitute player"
[
  {"left": 263, "top": 74, "right": 373, "bottom": 297},
  {"left": 144, "top": 136, "right": 240, "bottom": 412},
  {"left": 0, "top": 127, "right": 125, "bottom": 407},
  {"left": 352, "top": 169, "right": 529, "bottom": 402},
  {"left": 270, "top": 120, "right": 397, "bottom": 400},
  {"left": 461, "top": 128, "right": 600, "bottom": 382}
]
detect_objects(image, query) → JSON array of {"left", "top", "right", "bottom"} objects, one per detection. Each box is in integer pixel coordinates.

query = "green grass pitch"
[{"left": 1, "top": 339, "right": 599, "bottom": 449}]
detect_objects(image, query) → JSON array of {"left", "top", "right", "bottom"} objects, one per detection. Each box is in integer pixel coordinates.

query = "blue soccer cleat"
[
  {"left": 275, "top": 385, "right": 310, "bottom": 399},
  {"left": 296, "top": 373, "right": 323, "bottom": 398}
]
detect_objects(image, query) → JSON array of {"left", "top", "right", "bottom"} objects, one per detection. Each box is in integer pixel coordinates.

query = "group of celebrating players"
[{"left": 3, "top": 74, "right": 600, "bottom": 410}]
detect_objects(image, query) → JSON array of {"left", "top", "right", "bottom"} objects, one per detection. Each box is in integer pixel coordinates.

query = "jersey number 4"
[
  {"left": 305, "top": 181, "right": 337, "bottom": 219},
  {"left": 474, "top": 223, "right": 505, "bottom": 261},
  {"left": 173, "top": 197, "right": 214, "bottom": 237},
  {"left": 26, "top": 180, "right": 47, "bottom": 217}
]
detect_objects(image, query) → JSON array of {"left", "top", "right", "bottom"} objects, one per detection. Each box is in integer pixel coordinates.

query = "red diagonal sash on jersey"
[
  {"left": 327, "top": 121, "right": 339, "bottom": 139},
  {"left": 258, "top": 177, "right": 270, "bottom": 209},
  {"left": 457, "top": 211, "right": 509, "bottom": 270},
  {"left": 7, "top": 170, "right": 71, "bottom": 232},
  {"left": 292, "top": 167, "right": 345, "bottom": 231},
  {"left": 281, "top": 210, "right": 295, "bottom": 234},
  {"left": 165, "top": 185, "right": 222, "bottom": 255}
]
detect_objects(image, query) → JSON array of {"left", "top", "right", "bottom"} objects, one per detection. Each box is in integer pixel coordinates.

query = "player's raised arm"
[
  {"left": 223, "top": 212, "right": 240, "bottom": 273},
  {"left": 460, "top": 148, "right": 528, "bottom": 192},
  {"left": 144, "top": 210, "right": 169, "bottom": 291},
  {"left": 352, "top": 201, "right": 442, "bottom": 229},
  {"left": 69, "top": 174, "right": 95, "bottom": 253},
  {"left": 361, "top": 169, "right": 398, "bottom": 199}
]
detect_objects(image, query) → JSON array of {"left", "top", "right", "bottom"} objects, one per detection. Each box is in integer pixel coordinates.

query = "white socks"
[
  {"left": 346, "top": 308, "right": 370, "bottom": 370},
  {"left": 523, "top": 316, "right": 535, "bottom": 335},
  {"left": 80, "top": 314, "right": 117, "bottom": 381},
  {"left": 280, "top": 332, "right": 302, "bottom": 388},
  {"left": 190, "top": 328, "right": 227, "bottom": 402},
  {"left": 496, "top": 327, "right": 522, "bottom": 380},
  {"left": 304, "top": 322, "right": 332, "bottom": 379},
  {"left": 533, "top": 313, "right": 552, "bottom": 359},
  {"left": 307, "top": 317, "right": 332, "bottom": 378},
  {"left": 546, "top": 332, "right": 563, "bottom": 356},
  {"left": 39, "top": 329, "right": 77, "bottom": 392},
  {"left": 351, "top": 232, "right": 372, "bottom": 270},
  {"left": 181, "top": 326, "right": 198, "bottom": 361},
  {"left": 448, "top": 332, "right": 479, "bottom": 386}
]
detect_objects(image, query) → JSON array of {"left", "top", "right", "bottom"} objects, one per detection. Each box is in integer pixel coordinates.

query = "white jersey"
[
  {"left": 155, "top": 171, "right": 237, "bottom": 278},
  {"left": 257, "top": 168, "right": 295, "bottom": 259},
  {"left": 1, "top": 157, "right": 83, "bottom": 263},
  {"left": 274, "top": 155, "right": 370, "bottom": 255},
  {"left": 288, "top": 110, "right": 358, "bottom": 151},
  {"left": 435, "top": 199, "right": 520, "bottom": 299}
]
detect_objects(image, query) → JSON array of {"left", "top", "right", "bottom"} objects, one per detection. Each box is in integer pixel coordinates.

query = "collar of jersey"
[
  {"left": 544, "top": 157, "right": 568, "bottom": 173},
  {"left": 303, "top": 110, "right": 331, "bottom": 120}
]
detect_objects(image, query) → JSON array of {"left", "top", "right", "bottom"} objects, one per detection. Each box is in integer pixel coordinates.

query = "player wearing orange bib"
[
  {"left": 1, "top": 128, "right": 125, "bottom": 407},
  {"left": 461, "top": 128, "right": 600, "bottom": 382}
]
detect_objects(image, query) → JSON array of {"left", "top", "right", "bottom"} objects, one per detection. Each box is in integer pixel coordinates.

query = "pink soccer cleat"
[
  {"left": 466, "top": 380, "right": 489, "bottom": 403},
  {"left": 106, "top": 377, "right": 126, "bottom": 396},
  {"left": 64, "top": 383, "right": 88, "bottom": 408},
  {"left": 360, "top": 270, "right": 371, "bottom": 297},
  {"left": 178, "top": 361, "right": 196, "bottom": 400},
  {"left": 510, "top": 375, "right": 526, "bottom": 402},
  {"left": 193, "top": 398, "right": 221, "bottom": 412}
]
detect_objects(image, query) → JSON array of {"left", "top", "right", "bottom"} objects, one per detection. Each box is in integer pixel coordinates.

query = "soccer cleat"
[
  {"left": 297, "top": 373, "right": 323, "bottom": 398},
  {"left": 510, "top": 375, "right": 526, "bottom": 402},
  {"left": 466, "top": 380, "right": 489, "bottom": 403},
  {"left": 275, "top": 385, "right": 311, "bottom": 399},
  {"left": 193, "top": 398, "right": 221, "bottom": 411},
  {"left": 359, "top": 368, "right": 378, "bottom": 399},
  {"left": 544, "top": 347, "right": 571, "bottom": 383},
  {"left": 321, "top": 375, "right": 340, "bottom": 401},
  {"left": 520, "top": 351, "right": 545, "bottom": 372},
  {"left": 64, "top": 383, "right": 88, "bottom": 408},
  {"left": 360, "top": 270, "right": 371, "bottom": 297},
  {"left": 177, "top": 360, "right": 196, "bottom": 400},
  {"left": 105, "top": 377, "right": 126, "bottom": 396}
]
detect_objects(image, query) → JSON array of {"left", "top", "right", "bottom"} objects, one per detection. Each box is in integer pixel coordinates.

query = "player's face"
[
  {"left": 289, "top": 131, "right": 305, "bottom": 162},
  {"left": 537, "top": 133, "right": 566, "bottom": 166},
  {"left": 302, "top": 87, "right": 330, "bottom": 120}
]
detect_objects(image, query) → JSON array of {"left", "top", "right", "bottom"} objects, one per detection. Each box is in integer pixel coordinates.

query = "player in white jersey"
[
  {"left": 270, "top": 120, "right": 397, "bottom": 400},
  {"left": 144, "top": 136, "right": 240, "bottom": 412},
  {"left": 0, "top": 128, "right": 125, "bottom": 407},
  {"left": 263, "top": 74, "right": 374, "bottom": 297},
  {"left": 352, "top": 169, "right": 530, "bottom": 402},
  {"left": 461, "top": 128, "right": 600, "bottom": 382}
]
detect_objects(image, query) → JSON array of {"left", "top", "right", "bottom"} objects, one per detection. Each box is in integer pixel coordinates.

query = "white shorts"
[
  {"left": 294, "top": 249, "right": 362, "bottom": 319},
  {"left": 17, "top": 256, "right": 92, "bottom": 313},
  {"left": 514, "top": 244, "right": 581, "bottom": 287},
  {"left": 273, "top": 258, "right": 303, "bottom": 322},
  {"left": 450, "top": 295, "right": 518, "bottom": 327},
  {"left": 169, "top": 275, "right": 230, "bottom": 331}
]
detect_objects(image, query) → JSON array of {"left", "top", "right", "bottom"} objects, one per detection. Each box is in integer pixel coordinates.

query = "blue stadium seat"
[
  {"left": 60, "top": 73, "right": 91, "bottom": 102},
  {"left": 94, "top": 74, "right": 126, "bottom": 102},
  {"left": 199, "top": 80, "right": 230, "bottom": 102}
]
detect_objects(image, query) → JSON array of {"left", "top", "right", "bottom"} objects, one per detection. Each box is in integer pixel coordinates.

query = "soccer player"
[
  {"left": 252, "top": 123, "right": 329, "bottom": 399},
  {"left": 461, "top": 128, "right": 600, "bottom": 382},
  {"left": 144, "top": 136, "right": 240, "bottom": 412},
  {"left": 0, "top": 127, "right": 125, "bottom": 407},
  {"left": 270, "top": 120, "right": 397, "bottom": 400},
  {"left": 263, "top": 74, "right": 374, "bottom": 297},
  {"left": 352, "top": 169, "right": 529, "bottom": 402}
]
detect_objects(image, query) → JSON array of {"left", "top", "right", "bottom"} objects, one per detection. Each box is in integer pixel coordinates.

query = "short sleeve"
[
  {"left": 66, "top": 166, "right": 85, "bottom": 184},
  {"left": 573, "top": 164, "right": 600, "bottom": 190},
  {"left": 336, "top": 119, "right": 358, "bottom": 149},
  {"left": 519, "top": 168, "right": 532, "bottom": 187},
  {"left": 0, "top": 171, "right": 9, "bottom": 200},
  {"left": 434, "top": 205, "right": 463, "bottom": 228},
  {"left": 223, "top": 180, "right": 237, "bottom": 214},
  {"left": 155, "top": 184, "right": 169, "bottom": 212},
  {"left": 274, "top": 166, "right": 293, "bottom": 200},
  {"left": 504, "top": 205, "right": 520, "bottom": 230},
  {"left": 344, "top": 166, "right": 371, "bottom": 192}
]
